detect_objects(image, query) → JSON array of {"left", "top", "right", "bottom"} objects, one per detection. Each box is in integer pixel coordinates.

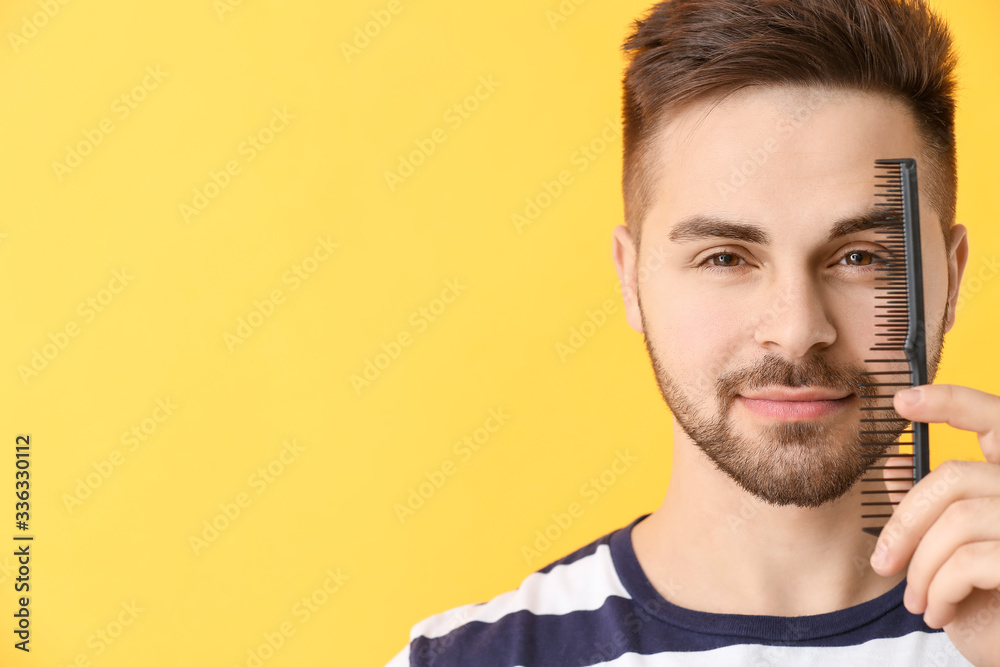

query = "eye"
[
  {"left": 839, "top": 249, "right": 887, "bottom": 267},
  {"left": 701, "top": 252, "right": 747, "bottom": 270}
]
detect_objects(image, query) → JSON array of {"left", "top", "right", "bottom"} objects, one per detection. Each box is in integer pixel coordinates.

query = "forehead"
[{"left": 644, "top": 86, "right": 928, "bottom": 240}]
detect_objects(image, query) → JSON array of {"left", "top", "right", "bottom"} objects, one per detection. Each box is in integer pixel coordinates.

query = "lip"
[
  {"left": 739, "top": 388, "right": 852, "bottom": 401},
  {"left": 736, "top": 390, "right": 854, "bottom": 421}
]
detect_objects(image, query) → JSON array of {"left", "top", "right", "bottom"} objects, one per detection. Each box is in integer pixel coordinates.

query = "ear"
[
  {"left": 943, "top": 224, "right": 969, "bottom": 333},
  {"left": 612, "top": 225, "right": 644, "bottom": 333}
]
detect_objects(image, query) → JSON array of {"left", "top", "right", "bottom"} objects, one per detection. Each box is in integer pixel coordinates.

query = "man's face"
[{"left": 613, "top": 86, "right": 964, "bottom": 508}]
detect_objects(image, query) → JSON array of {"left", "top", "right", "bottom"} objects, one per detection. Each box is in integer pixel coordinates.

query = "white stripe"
[
  {"left": 413, "top": 544, "right": 629, "bottom": 640},
  {"left": 589, "top": 631, "right": 973, "bottom": 666}
]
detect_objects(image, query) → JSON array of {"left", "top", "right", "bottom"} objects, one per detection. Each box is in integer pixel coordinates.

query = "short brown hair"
[{"left": 621, "top": 0, "right": 958, "bottom": 249}]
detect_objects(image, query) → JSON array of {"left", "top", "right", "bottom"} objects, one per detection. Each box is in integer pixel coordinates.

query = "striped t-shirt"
[{"left": 388, "top": 515, "right": 975, "bottom": 666}]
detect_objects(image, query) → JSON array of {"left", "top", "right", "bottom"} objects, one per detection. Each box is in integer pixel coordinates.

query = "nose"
[{"left": 751, "top": 273, "right": 837, "bottom": 359}]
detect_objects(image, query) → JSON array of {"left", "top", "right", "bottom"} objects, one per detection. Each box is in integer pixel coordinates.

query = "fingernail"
[
  {"left": 871, "top": 542, "right": 888, "bottom": 570},
  {"left": 897, "top": 387, "right": 922, "bottom": 405}
]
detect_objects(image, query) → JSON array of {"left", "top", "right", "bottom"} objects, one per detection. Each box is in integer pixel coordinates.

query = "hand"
[{"left": 869, "top": 384, "right": 1000, "bottom": 667}]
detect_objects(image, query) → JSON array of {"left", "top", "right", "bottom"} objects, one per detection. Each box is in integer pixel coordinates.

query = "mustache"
[{"left": 715, "top": 354, "right": 874, "bottom": 402}]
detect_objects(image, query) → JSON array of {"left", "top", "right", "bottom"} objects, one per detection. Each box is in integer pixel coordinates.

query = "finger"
[
  {"left": 871, "top": 461, "right": 1000, "bottom": 574},
  {"left": 922, "top": 540, "right": 1000, "bottom": 629},
  {"left": 893, "top": 384, "right": 1000, "bottom": 464},
  {"left": 882, "top": 454, "right": 914, "bottom": 506},
  {"left": 902, "top": 496, "right": 1000, "bottom": 614}
]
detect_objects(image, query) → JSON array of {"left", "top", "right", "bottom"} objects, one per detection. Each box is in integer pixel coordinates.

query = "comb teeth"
[{"left": 860, "top": 159, "right": 930, "bottom": 537}]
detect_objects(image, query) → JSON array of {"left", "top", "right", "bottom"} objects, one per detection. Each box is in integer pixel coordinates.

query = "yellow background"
[{"left": 1, "top": 0, "right": 997, "bottom": 665}]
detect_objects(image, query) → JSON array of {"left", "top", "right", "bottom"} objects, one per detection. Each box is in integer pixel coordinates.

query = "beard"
[{"left": 638, "top": 298, "right": 947, "bottom": 509}]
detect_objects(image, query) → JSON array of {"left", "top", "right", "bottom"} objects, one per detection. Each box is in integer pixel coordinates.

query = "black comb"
[{"left": 859, "top": 158, "right": 930, "bottom": 538}]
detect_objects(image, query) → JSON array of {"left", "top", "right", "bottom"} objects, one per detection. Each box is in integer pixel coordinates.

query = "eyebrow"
[{"left": 667, "top": 210, "right": 898, "bottom": 246}]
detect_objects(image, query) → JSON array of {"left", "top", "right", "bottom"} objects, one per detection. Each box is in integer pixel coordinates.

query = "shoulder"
[{"left": 394, "top": 524, "right": 632, "bottom": 667}]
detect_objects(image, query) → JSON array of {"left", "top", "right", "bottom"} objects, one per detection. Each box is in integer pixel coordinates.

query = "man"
[{"left": 389, "top": 0, "right": 1000, "bottom": 664}]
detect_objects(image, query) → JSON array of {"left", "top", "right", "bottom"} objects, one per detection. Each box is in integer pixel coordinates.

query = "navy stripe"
[{"left": 411, "top": 600, "right": 644, "bottom": 667}]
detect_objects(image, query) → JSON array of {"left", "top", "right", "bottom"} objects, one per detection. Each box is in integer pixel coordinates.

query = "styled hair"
[{"left": 621, "top": 0, "right": 958, "bottom": 250}]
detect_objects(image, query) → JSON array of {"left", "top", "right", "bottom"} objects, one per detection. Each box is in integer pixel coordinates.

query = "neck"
[{"left": 632, "top": 429, "right": 906, "bottom": 616}]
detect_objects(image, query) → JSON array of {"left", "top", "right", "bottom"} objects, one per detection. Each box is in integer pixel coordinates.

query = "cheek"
[
  {"left": 642, "top": 278, "right": 749, "bottom": 384},
  {"left": 842, "top": 244, "right": 947, "bottom": 357},
  {"left": 818, "top": 282, "right": 889, "bottom": 359},
  {"left": 836, "top": 301, "right": 879, "bottom": 356},
  {"left": 918, "top": 261, "right": 950, "bottom": 336},
  {"left": 915, "top": 211, "right": 949, "bottom": 333}
]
